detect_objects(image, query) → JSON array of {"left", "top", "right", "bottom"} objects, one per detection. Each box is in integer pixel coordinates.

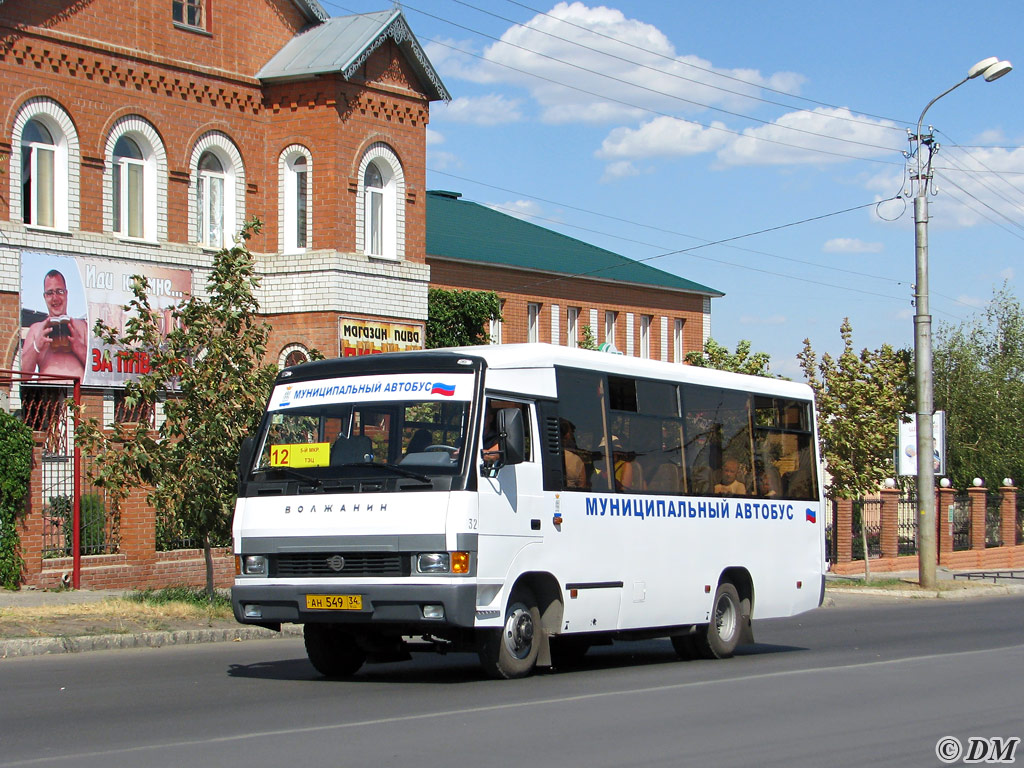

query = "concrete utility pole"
[{"left": 909, "top": 57, "right": 1011, "bottom": 589}]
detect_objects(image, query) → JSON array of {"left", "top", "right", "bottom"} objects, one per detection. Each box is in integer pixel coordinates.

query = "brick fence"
[
  {"left": 830, "top": 485, "right": 1024, "bottom": 576},
  {"left": 17, "top": 442, "right": 233, "bottom": 591}
]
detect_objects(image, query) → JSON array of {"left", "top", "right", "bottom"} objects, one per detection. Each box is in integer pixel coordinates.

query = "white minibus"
[{"left": 232, "top": 344, "right": 825, "bottom": 678}]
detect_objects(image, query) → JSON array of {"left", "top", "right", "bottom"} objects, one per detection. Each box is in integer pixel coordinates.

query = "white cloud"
[
  {"left": 600, "top": 160, "right": 642, "bottom": 182},
  {"left": 597, "top": 116, "right": 729, "bottom": 159},
  {"left": 488, "top": 199, "right": 544, "bottom": 221},
  {"left": 476, "top": 2, "right": 805, "bottom": 125},
  {"left": 427, "top": 149, "right": 460, "bottom": 171},
  {"left": 956, "top": 294, "right": 988, "bottom": 309},
  {"left": 426, "top": 128, "right": 444, "bottom": 146},
  {"left": 999, "top": 267, "right": 1015, "bottom": 281},
  {"left": 822, "top": 238, "right": 884, "bottom": 254},
  {"left": 437, "top": 95, "right": 524, "bottom": 125},
  {"left": 717, "top": 107, "right": 901, "bottom": 166}
]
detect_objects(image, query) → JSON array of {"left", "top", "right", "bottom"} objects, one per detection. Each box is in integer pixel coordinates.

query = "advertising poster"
[
  {"left": 897, "top": 411, "right": 946, "bottom": 477},
  {"left": 21, "top": 252, "right": 191, "bottom": 388},
  {"left": 339, "top": 317, "right": 425, "bottom": 357}
]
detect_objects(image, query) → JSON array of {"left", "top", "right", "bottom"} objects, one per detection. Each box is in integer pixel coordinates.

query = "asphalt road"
[{"left": 1, "top": 593, "right": 1022, "bottom": 768}]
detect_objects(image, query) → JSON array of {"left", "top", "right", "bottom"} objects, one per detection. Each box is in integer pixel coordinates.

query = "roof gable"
[
  {"left": 426, "top": 191, "right": 723, "bottom": 297},
  {"left": 258, "top": 9, "right": 450, "bottom": 102}
]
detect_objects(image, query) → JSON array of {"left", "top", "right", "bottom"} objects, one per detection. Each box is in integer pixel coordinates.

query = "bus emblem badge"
[{"left": 326, "top": 555, "right": 345, "bottom": 572}]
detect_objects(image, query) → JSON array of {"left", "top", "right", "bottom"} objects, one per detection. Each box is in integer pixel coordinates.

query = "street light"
[{"left": 911, "top": 57, "right": 1011, "bottom": 589}]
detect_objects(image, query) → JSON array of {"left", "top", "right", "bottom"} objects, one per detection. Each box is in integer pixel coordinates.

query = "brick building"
[{"left": 427, "top": 190, "right": 722, "bottom": 360}]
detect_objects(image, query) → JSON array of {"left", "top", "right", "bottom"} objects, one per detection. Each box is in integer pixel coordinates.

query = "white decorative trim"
[
  {"left": 356, "top": 142, "right": 405, "bottom": 260},
  {"left": 625, "top": 313, "right": 634, "bottom": 356},
  {"left": 10, "top": 97, "right": 80, "bottom": 231},
  {"left": 278, "top": 144, "right": 313, "bottom": 254},
  {"left": 103, "top": 116, "right": 167, "bottom": 242},
  {"left": 278, "top": 343, "right": 311, "bottom": 368},
  {"left": 550, "top": 304, "right": 559, "bottom": 346},
  {"left": 703, "top": 297, "right": 712, "bottom": 346},
  {"left": 660, "top": 316, "right": 669, "bottom": 362},
  {"left": 188, "top": 132, "right": 245, "bottom": 249}
]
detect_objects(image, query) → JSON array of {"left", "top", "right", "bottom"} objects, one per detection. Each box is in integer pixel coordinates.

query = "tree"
[
  {"left": 933, "top": 284, "right": 1024, "bottom": 489},
  {"left": 798, "top": 319, "right": 913, "bottom": 501},
  {"left": 426, "top": 288, "right": 502, "bottom": 348},
  {"left": 0, "top": 412, "right": 33, "bottom": 589},
  {"left": 685, "top": 337, "right": 774, "bottom": 377},
  {"left": 75, "top": 218, "right": 277, "bottom": 598}
]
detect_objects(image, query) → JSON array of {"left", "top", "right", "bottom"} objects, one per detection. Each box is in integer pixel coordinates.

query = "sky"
[{"left": 324, "top": 0, "right": 1024, "bottom": 379}]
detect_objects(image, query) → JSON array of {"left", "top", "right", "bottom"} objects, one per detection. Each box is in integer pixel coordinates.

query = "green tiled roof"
[{"left": 425, "top": 191, "right": 723, "bottom": 297}]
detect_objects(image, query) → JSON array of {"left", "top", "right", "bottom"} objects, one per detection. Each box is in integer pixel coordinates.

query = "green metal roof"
[{"left": 425, "top": 191, "right": 723, "bottom": 297}]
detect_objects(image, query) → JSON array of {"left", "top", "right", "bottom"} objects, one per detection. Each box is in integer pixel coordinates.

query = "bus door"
[{"left": 475, "top": 398, "right": 544, "bottom": 593}]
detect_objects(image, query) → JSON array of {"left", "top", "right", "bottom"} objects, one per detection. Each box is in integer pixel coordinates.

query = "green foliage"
[
  {"left": 0, "top": 412, "right": 33, "bottom": 589},
  {"left": 799, "top": 319, "right": 913, "bottom": 500},
  {"left": 933, "top": 284, "right": 1024, "bottom": 488},
  {"left": 685, "top": 337, "right": 775, "bottom": 377},
  {"left": 74, "top": 218, "right": 277, "bottom": 597},
  {"left": 579, "top": 325, "right": 598, "bottom": 350},
  {"left": 426, "top": 288, "right": 502, "bottom": 348},
  {"left": 47, "top": 493, "right": 106, "bottom": 555}
]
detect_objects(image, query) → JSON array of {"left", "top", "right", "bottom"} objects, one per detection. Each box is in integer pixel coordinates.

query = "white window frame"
[
  {"left": 11, "top": 98, "right": 77, "bottom": 232},
  {"left": 197, "top": 151, "right": 226, "bottom": 248},
  {"left": 188, "top": 133, "right": 243, "bottom": 250},
  {"left": 490, "top": 300, "right": 505, "bottom": 345},
  {"left": 528, "top": 303, "right": 541, "bottom": 343},
  {"left": 105, "top": 117, "right": 165, "bottom": 242},
  {"left": 605, "top": 310, "right": 618, "bottom": 347},
  {"left": 281, "top": 146, "right": 312, "bottom": 253},
  {"left": 674, "top": 318, "right": 685, "bottom": 363},
  {"left": 357, "top": 143, "right": 405, "bottom": 260},
  {"left": 640, "top": 315, "right": 651, "bottom": 359},
  {"left": 567, "top": 307, "right": 579, "bottom": 348}
]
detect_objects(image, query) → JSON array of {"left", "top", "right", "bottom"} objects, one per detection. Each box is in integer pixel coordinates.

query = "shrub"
[{"left": 0, "top": 412, "right": 34, "bottom": 588}]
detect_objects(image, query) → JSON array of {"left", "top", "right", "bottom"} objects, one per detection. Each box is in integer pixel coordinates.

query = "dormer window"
[{"left": 173, "top": 0, "right": 207, "bottom": 30}]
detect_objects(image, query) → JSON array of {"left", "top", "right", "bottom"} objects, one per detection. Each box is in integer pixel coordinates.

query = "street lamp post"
[{"left": 911, "top": 57, "right": 1011, "bottom": 589}]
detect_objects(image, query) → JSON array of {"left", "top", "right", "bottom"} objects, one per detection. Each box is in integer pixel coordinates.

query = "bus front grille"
[{"left": 274, "top": 553, "right": 408, "bottom": 577}]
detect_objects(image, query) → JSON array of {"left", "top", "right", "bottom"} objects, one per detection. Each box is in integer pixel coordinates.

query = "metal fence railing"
[{"left": 898, "top": 493, "right": 918, "bottom": 556}]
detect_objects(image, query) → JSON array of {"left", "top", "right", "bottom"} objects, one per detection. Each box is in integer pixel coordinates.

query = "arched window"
[
  {"left": 364, "top": 162, "right": 385, "bottom": 256},
  {"left": 188, "top": 133, "right": 243, "bottom": 249},
  {"left": 280, "top": 344, "right": 310, "bottom": 369},
  {"left": 113, "top": 135, "right": 145, "bottom": 239},
  {"left": 357, "top": 144, "right": 404, "bottom": 260},
  {"left": 13, "top": 99, "right": 77, "bottom": 231},
  {"left": 197, "top": 151, "right": 226, "bottom": 248},
  {"left": 281, "top": 148, "right": 311, "bottom": 253},
  {"left": 21, "top": 119, "right": 55, "bottom": 228}
]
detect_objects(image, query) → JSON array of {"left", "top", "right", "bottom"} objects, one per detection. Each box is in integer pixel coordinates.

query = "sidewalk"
[
  {"left": 2, "top": 569, "right": 1022, "bottom": 659},
  {"left": 825, "top": 566, "right": 1024, "bottom": 599}
]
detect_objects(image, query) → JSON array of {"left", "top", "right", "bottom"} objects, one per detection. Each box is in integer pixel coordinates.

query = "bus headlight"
[
  {"left": 417, "top": 553, "right": 450, "bottom": 573},
  {"left": 416, "top": 552, "right": 470, "bottom": 574},
  {"left": 243, "top": 555, "right": 267, "bottom": 575}
]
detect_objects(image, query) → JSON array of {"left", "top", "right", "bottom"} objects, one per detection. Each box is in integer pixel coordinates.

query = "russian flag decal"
[
  {"left": 431, "top": 383, "right": 456, "bottom": 396},
  {"left": 805, "top": 508, "right": 817, "bottom": 523}
]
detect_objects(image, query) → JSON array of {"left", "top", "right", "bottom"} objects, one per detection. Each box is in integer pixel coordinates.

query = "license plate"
[{"left": 306, "top": 594, "right": 363, "bottom": 610}]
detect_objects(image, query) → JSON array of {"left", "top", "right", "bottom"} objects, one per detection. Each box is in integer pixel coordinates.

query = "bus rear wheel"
[
  {"left": 696, "top": 583, "right": 742, "bottom": 659},
  {"left": 303, "top": 624, "right": 366, "bottom": 678},
  {"left": 478, "top": 586, "right": 541, "bottom": 679}
]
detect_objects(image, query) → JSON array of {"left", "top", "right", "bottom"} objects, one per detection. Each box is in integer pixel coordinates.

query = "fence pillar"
[
  {"left": 968, "top": 486, "right": 987, "bottom": 551},
  {"left": 879, "top": 487, "right": 899, "bottom": 559},
  {"left": 937, "top": 486, "right": 956, "bottom": 563},
  {"left": 1000, "top": 485, "right": 1016, "bottom": 550},
  {"left": 18, "top": 443, "right": 47, "bottom": 585},
  {"left": 835, "top": 498, "right": 853, "bottom": 563}
]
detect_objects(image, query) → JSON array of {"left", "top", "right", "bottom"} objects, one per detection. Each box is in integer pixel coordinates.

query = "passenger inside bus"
[
  {"left": 714, "top": 458, "right": 747, "bottom": 496},
  {"left": 560, "top": 419, "right": 588, "bottom": 489}
]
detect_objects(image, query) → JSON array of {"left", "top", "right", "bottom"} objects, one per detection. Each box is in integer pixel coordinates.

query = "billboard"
[
  {"left": 339, "top": 317, "right": 425, "bottom": 357},
  {"left": 897, "top": 411, "right": 946, "bottom": 477},
  {"left": 20, "top": 252, "right": 191, "bottom": 387}
]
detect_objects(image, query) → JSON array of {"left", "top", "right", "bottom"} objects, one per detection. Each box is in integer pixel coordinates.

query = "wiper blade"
[
  {"left": 359, "top": 462, "right": 432, "bottom": 483},
  {"left": 257, "top": 466, "right": 322, "bottom": 487}
]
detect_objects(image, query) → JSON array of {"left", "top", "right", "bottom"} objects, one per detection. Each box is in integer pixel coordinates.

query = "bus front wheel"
[
  {"left": 304, "top": 624, "right": 366, "bottom": 678},
  {"left": 697, "top": 582, "right": 742, "bottom": 659},
  {"left": 478, "top": 586, "right": 541, "bottom": 679}
]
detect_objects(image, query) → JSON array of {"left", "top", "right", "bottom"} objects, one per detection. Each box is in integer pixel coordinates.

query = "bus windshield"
[{"left": 250, "top": 371, "right": 475, "bottom": 478}]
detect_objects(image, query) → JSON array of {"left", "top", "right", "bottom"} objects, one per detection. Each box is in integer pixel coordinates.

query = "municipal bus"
[{"left": 231, "top": 343, "right": 825, "bottom": 679}]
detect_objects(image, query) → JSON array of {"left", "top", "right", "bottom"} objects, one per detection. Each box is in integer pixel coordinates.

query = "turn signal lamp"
[{"left": 451, "top": 551, "right": 470, "bottom": 574}]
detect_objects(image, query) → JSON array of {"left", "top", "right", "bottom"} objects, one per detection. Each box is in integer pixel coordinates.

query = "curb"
[
  {"left": 0, "top": 624, "right": 303, "bottom": 659},
  {"left": 826, "top": 585, "right": 1022, "bottom": 600}
]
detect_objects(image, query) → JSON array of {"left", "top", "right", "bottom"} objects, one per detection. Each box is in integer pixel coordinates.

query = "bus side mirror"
[
  {"left": 237, "top": 436, "right": 255, "bottom": 493},
  {"left": 483, "top": 407, "right": 525, "bottom": 476},
  {"left": 497, "top": 407, "right": 525, "bottom": 465}
]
